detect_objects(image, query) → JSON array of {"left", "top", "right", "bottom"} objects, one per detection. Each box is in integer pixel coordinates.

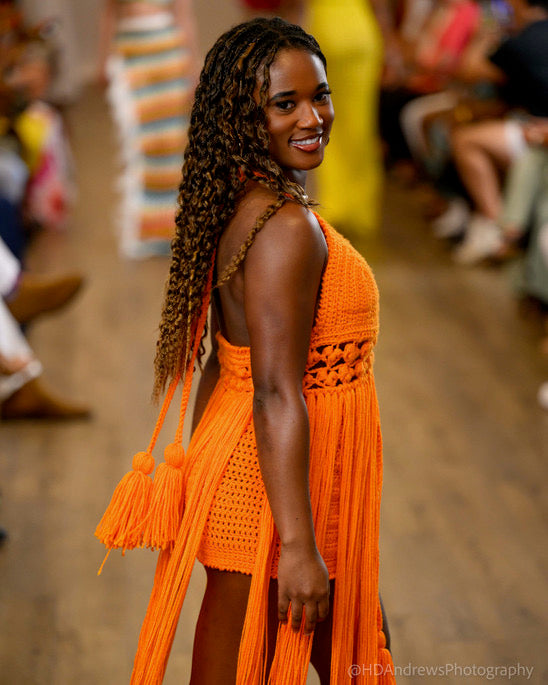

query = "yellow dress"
[{"left": 309, "top": 0, "right": 384, "bottom": 235}]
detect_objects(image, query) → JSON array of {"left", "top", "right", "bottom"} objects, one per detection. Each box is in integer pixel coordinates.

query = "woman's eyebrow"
[
  {"left": 269, "top": 82, "right": 330, "bottom": 103},
  {"left": 269, "top": 90, "right": 297, "bottom": 102}
]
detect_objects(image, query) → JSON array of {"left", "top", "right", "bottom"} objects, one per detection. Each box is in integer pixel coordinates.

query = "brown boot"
[
  {"left": 0, "top": 378, "right": 91, "bottom": 420},
  {"left": 6, "top": 273, "right": 84, "bottom": 324}
]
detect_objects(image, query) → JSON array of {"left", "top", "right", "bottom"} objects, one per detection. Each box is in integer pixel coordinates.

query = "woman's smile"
[{"left": 289, "top": 133, "right": 323, "bottom": 152}]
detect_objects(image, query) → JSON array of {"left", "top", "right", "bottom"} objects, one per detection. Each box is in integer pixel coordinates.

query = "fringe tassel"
[
  {"left": 140, "top": 263, "right": 214, "bottom": 551},
  {"left": 376, "top": 599, "right": 396, "bottom": 684},
  {"left": 131, "top": 388, "right": 254, "bottom": 683},
  {"left": 131, "top": 469, "right": 221, "bottom": 684},
  {"left": 268, "top": 618, "right": 312, "bottom": 685},
  {"left": 141, "top": 442, "right": 186, "bottom": 550},
  {"left": 377, "top": 646, "right": 396, "bottom": 684},
  {"left": 123, "top": 351, "right": 397, "bottom": 683},
  {"left": 94, "top": 373, "right": 179, "bottom": 554},
  {"left": 236, "top": 502, "right": 275, "bottom": 685},
  {"left": 330, "top": 385, "right": 362, "bottom": 681},
  {"left": 94, "top": 450, "right": 155, "bottom": 550},
  {"left": 95, "top": 263, "right": 214, "bottom": 558}
]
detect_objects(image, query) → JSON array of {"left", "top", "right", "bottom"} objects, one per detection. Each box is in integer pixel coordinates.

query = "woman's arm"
[
  {"left": 454, "top": 25, "right": 506, "bottom": 85},
  {"left": 243, "top": 202, "right": 328, "bottom": 635}
]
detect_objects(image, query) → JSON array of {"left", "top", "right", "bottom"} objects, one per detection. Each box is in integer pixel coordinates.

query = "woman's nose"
[{"left": 297, "top": 103, "right": 323, "bottom": 128}]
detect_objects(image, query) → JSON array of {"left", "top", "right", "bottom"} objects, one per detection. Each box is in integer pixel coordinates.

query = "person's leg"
[
  {"left": 0, "top": 299, "right": 39, "bottom": 393},
  {"left": 190, "top": 567, "right": 252, "bottom": 685},
  {"left": 400, "top": 90, "right": 459, "bottom": 167},
  {"left": 0, "top": 235, "right": 21, "bottom": 298},
  {"left": 500, "top": 146, "right": 544, "bottom": 240},
  {"left": 309, "top": 579, "right": 335, "bottom": 684},
  {"left": 0, "top": 297, "right": 90, "bottom": 419},
  {"left": 451, "top": 119, "right": 516, "bottom": 220}
]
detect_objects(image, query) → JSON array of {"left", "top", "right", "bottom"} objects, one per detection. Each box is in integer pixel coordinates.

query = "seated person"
[
  {"left": 445, "top": 0, "right": 548, "bottom": 264},
  {"left": 379, "top": 0, "right": 481, "bottom": 167},
  {"left": 0, "top": 236, "right": 88, "bottom": 419}
]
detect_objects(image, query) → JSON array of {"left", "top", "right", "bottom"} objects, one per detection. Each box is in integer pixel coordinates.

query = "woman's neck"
[{"left": 283, "top": 168, "right": 307, "bottom": 189}]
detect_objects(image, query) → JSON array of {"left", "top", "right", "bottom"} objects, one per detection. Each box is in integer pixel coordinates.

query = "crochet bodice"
[
  {"left": 311, "top": 213, "right": 379, "bottom": 347},
  {"left": 218, "top": 214, "right": 379, "bottom": 393}
]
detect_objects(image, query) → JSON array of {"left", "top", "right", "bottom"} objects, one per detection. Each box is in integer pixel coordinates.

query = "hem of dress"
[{"left": 197, "top": 555, "right": 337, "bottom": 581}]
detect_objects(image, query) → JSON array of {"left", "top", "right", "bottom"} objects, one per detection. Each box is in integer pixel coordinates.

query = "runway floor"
[{"left": 1, "top": 82, "right": 547, "bottom": 684}]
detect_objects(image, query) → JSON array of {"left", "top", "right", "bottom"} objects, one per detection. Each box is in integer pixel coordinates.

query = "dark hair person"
[{"left": 96, "top": 17, "right": 395, "bottom": 684}]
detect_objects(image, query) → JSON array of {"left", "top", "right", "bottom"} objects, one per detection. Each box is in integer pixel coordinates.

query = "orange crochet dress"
[{"left": 96, "top": 214, "right": 396, "bottom": 684}]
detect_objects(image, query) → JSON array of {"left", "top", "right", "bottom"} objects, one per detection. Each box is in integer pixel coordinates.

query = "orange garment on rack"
[{"left": 97, "top": 213, "right": 396, "bottom": 684}]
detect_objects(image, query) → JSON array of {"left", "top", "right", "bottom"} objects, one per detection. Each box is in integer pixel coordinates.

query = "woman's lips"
[{"left": 289, "top": 134, "right": 322, "bottom": 152}]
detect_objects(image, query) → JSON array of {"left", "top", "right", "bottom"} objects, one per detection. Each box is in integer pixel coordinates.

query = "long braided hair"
[{"left": 152, "top": 17, "right": 326, "bottom": 400}]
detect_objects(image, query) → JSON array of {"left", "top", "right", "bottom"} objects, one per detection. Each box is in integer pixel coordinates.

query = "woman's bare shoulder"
[
  {"left": 250, "top": 199, "right": 327, "bottom": 263},
  {"left": 226, "top": 183, "right": 327, "bottom": 263}
]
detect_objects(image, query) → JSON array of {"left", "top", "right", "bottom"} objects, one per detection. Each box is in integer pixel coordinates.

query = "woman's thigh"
[
  {"left": 192, "top": 568, "right": 336, "bottom": 684},
  {"left": 190, "top": 567, "right": 252, "bottom": 685},
  {"left": 452, "top": 119, "right": 516, "bottom": 169}
]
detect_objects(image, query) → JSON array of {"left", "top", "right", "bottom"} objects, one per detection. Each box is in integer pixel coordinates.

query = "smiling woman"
[{"left": 95, "top": 17, "right": 395, "bottom": 685}]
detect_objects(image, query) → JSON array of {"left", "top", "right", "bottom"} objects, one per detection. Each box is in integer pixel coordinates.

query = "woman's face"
[{"left": 261, "top": 48, "right": 334, "bottom": 185}]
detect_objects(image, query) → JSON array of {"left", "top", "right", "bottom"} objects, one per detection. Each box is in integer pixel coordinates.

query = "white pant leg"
[
  {"left": 503, "top": 120, "right": 527, "bottom": 161},
  {"left": 539, "top": 224, "right": 548, "bottom": 264},
  {"left": 400, "top": 90, "right": 459, "bottom": 163},
  {"left": 0, "top": 148, "right": 28, "bottom": 204},
  {"left": 0, "top": 237, "right": 21, "bottom": 297},
  {"left": 0, "top": 299, "right": 42, "bottom": 401}
]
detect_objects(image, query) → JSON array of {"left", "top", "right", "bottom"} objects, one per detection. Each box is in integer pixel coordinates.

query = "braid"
[
  {"left": 153, "top": 18, "right": 326, "bottom": 401},
  {"left": 216, "top": 195, "right": 287, "bottom": 287}
]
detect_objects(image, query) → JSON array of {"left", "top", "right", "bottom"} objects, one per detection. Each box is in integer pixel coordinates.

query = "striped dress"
[{"left": 107, "top": 9, "right": 192, "bottom": 258}]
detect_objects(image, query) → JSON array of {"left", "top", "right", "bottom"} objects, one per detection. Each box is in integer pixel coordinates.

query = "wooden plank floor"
[{"left": 2, "top": 57, "right": 548, "bottom": 685}]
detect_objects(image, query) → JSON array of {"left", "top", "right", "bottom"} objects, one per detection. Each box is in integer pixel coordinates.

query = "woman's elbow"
[{"left": 252, "top": 381, "right": 303, "bottom": 414}]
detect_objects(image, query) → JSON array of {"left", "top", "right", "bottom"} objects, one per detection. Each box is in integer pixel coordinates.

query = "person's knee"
[{"left": 450, "top": 124, "right": 475, "bottom": 156}]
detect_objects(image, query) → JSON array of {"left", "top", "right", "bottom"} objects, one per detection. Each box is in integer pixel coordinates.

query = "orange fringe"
[
  {"left": 97, "top": 213, "right": 397, "bottom": 682},
  {"left": 131, "top": 383, "right": 255, "bottom": 683},
  {"left": 94, "top": 450, "right": 154, "bottom": 551},
  {"left": 141, "top": 442, "right": 185, "bottom": 550},
  {"left": 127, "top": 368, "right": 396, "bottom": 683},
  {"left": 95, "top": 265, "right": 213, "bottom": 556}
]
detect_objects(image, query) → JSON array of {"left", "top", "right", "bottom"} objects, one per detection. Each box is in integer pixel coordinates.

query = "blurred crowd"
[
  {"left": 378, "top": 0, "right": 548, "bottom": 408},
  {"left": 1, "top": 0, "right": 547, "bottom": 431},
  {"left": 0, "top": 0, "right": 88, "bottom": 422}
]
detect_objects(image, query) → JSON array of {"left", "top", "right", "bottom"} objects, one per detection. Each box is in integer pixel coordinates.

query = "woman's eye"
[
  {"left": 314, "top": 90, "right": 332, "bottom": 103},
  {"left": 275, "top": 100, "right": 294, "bottom": 111}
]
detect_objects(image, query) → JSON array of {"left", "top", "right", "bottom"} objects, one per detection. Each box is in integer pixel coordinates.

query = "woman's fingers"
[
  {"left": 280, "top": 599, "right": 328, "bottom": 634},
  {"left": 290, "top": 600, "right": 304, "bottom": 631},
  {"left": 303, "top": 602, "right": 317, "bottom": 635},
  {"left": 278, "top": 593, "right": 289, "bottom": 624},
  {"left": 317, "top": 595, "right": 330, "bottom": 622}
]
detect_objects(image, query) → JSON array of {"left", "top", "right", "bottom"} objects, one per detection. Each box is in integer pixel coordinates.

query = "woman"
[
  {"left": 309, "top": 0, "right": 384, "bottom": 235},
  {"left": 96, "top": 18, "right": 395, "bottom": 684},
  {"left": 98, "top": 0, "right": 199, "bottom": 258}
]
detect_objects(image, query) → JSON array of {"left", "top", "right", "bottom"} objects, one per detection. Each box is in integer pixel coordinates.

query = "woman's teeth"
[{"left": 290, "top": 135, "right": 322, "bottom": 150}]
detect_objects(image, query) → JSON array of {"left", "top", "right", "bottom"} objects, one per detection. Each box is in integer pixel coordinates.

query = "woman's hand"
[
  {"left": 524, "top": 119, "right": 548, "bottom": 147},
  {"left": 277, "top": 541, "right": 330, "bottom": 635}
]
